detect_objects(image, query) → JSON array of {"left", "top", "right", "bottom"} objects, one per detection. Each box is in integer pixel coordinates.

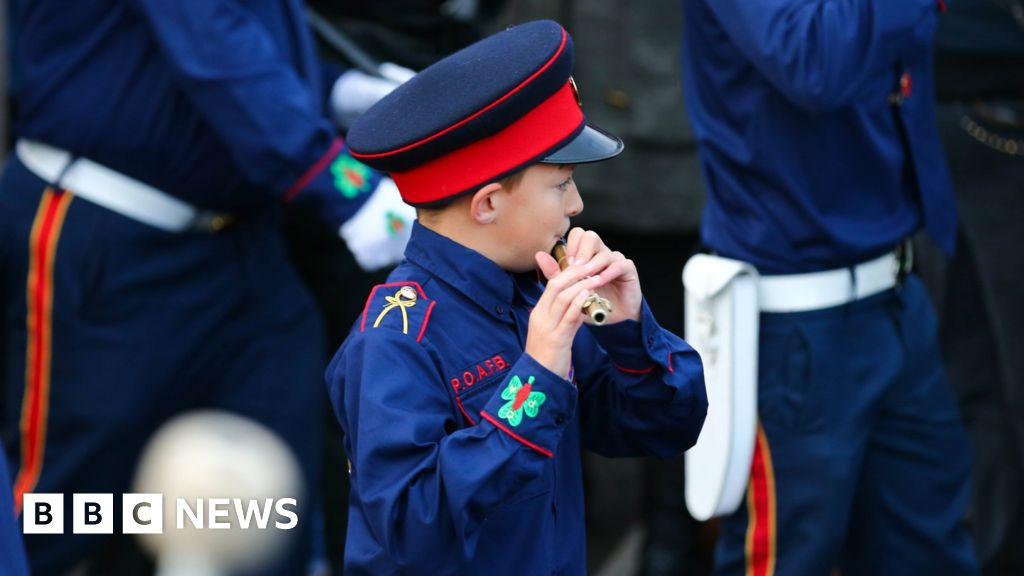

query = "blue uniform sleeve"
[
  {"left": 126, "top": 0, "right": 372, "bottom": 222},
  {"left": 698, "top": 0, "right": 941, "bottom": 111},
  {"left": 572, "top": 300, "right": 707, "bottom": 458},
  {"left": 320, "top": 58, "right": 348, "bottom": 115},
  {"left": 327, "top": 327, "right": 577, "bottom": 569}
]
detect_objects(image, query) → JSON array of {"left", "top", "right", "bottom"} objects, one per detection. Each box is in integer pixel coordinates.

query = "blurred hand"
[
  {"left": 339, "top": 177, "right": 415, "bottom": 271},
  {"left": 330, "top": 63, "right": 416, "bottom": 128}
]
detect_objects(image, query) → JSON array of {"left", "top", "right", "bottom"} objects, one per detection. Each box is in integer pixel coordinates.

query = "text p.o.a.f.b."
[{"left": 22, "top": 494, "right": 299, "bottom": 534}]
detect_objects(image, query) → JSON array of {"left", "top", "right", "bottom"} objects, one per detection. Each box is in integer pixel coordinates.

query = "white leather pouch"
[{"left": 682, "top": 253, "right": 759, "bottom": 520}]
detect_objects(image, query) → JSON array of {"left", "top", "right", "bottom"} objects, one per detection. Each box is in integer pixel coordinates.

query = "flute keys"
[{"left": 582, "top": 293, "right": 611, "bottom": 311}]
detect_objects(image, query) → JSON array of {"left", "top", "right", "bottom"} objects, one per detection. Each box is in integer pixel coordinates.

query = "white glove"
[
  {"left": 377, "top": 62, "right": 417, "bottom": 84},
  {"left": 330, "top": 63, "right": 416, "bottom": 129},
  {"left": 339, "top": 177, "right": 416, "bottom": 272}
]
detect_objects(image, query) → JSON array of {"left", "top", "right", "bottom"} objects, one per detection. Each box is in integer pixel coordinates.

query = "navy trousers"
[
  {"left": 0, "top": 156, "right": 323, "bottom": 575},
  {"left": 713, "top": 275, "right": 977, "bottom": 575},
  {"left": 0, "top": 445, "right": 29, "bottom": 576}
]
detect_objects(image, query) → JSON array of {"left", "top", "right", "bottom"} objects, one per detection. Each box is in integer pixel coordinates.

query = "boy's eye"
[{"left": 557, "top": 177, "right": 573, "bottom": 191}]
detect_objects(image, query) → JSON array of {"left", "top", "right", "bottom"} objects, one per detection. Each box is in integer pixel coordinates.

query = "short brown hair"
[
  {"left": 415, "top": 169, "right": 527, "bottom": 219},
  {"left": 497, "top": 170, "right": 525, "bottom": 191}
]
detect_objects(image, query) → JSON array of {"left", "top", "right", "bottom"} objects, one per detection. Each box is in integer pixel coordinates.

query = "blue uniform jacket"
[
  {"left": 681, "top": 0, "right": 956, "bottom": 273},
  {"left": 9, "top": 0, "right": 366, "bottom": 219},
  {"left": 326, "top": 222, "right": 707, "bottom": 575}
]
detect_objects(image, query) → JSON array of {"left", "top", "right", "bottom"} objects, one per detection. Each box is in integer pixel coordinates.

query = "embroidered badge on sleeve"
[
  {"left": 386, "top": 210, "right": 408, "bottom": 236},
  {"left": 331, "top": 154, "right": 374, "bottom": 199},
  {"left": 498, "top": 375, "right": 546, "bottom": 427}
]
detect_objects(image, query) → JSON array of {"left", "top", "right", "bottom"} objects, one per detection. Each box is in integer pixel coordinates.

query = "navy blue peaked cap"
[{"left": 346, "top": 20, "right": 623, "bottom": 205}]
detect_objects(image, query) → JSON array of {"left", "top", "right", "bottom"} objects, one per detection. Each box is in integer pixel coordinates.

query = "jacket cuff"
[
  {"left": 283, "top": 138, "right": 344, "bottom": 201},
  {"left": 590, "top": 299, "right": 670, "bottom": 373},
  {"left": 283, "top": 138, "right": 381, "bottom": 226},
  {"left": 479, "top": 354, "right": 577, "bottom": 457}
]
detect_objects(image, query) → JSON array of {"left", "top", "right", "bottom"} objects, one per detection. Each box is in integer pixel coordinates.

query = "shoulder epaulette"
[{"left": 359, "top": 281, "right": 436, "bottom": 343}]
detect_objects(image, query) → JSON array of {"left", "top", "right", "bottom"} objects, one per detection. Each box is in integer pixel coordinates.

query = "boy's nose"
[{"left": 566, "top": 187, "right": 584, "bottom": 217}]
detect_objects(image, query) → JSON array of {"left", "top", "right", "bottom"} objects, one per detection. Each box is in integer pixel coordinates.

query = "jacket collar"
[{"left": 404, "top": 221, "right": 519, "bottom": 324}]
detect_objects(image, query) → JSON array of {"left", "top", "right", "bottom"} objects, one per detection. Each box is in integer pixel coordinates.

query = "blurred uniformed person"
[
  {"left": 681, "top": 0, "right": 978, "bottom": 574},
  {"left": 0, "top": 0, "right": 410, "bottom": 573}
]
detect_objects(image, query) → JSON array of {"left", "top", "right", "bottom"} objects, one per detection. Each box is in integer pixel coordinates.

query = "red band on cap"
[{"left": 391, "top": 82, "right": 584, "bottom": 204}]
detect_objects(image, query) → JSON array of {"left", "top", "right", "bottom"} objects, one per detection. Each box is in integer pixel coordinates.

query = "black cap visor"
[{"left": 542, "top": 123, "right": 624, "bottom": 164}]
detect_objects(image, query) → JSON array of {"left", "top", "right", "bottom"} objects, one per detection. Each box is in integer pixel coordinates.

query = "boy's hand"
[
  {"left": 559, "top": 227, "right": 643, "bottom": 324},
  {"left": 525, "top": 258, "right": 599, "bottom": 379}
]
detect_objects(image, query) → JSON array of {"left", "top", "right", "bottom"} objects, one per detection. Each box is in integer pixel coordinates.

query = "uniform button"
[
  {"left": 209, "top": 215, "right": 230, "bottom": 231},
  {"left": 900, "top": 72, "right": 912, "bottom": 98},
  {"left": 605, "top": 88, "right": 631, "bottom": 110},
  {"left": 555, "top": 414, "right": 565, "bottom": 425},
  {"left": 647, "top": 336, "right": 655, "bottom": 346},
  {"left": 495, "top": 304, "right": 505, "bottom": 315}
]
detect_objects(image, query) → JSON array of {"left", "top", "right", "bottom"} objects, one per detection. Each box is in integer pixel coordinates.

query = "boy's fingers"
[
  {"left": 561, "top": 286, "right": 591, "bottom": 326},
  {"left": 552, "top": 280, "right": 587, "bottom": 314},
  {"left": 545, "top": 279, "right": 588, "bottom": 323},
  {"left": 569, "top": 229, "right": 606, "bottom": 265},
  {"left": 585, "top": 251, "right": 630, "bottom": 282},
  {"left": 545, "top": 262, "right": 591, "bottom": 294},
  {"left": 565, "top": 227, "right": 585, "bottom": 262},
  {"left": 582, "top": 251, "right": 614, "bottom": 274},
  {"left": 535, "top": 265, "right": 589, "bottom": 319},
  {"left": 535, "top": 251, "right": 561, "bottom": 281}
]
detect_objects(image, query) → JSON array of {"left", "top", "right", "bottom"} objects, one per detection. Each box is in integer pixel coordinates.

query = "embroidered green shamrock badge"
[
  {"left": 330, "top": 154, "right": 373, "bottom": 199},
  {"left": 386, "top": 210, "right": 407, "bottom": 237},
  {"left": 498, "top": 375, "right": 546, "bottom": 427}
]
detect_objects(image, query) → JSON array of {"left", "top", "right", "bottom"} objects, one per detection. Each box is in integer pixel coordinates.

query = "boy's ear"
[{"left": 469, "top": 182, "right": 505, "bottom": 224}]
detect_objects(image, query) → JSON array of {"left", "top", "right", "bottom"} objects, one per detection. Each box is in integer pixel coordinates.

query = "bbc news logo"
[{"left": 22, "top": 494, "right": 298, "bottom": 534}]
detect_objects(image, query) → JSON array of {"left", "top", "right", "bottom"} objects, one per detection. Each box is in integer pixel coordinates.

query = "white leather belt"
[
  {"left": 758, "top": 251, "right": 900, "bottom": 313},
  {"left": 15, "top": 139, "right": 231, "bottom": 233}
]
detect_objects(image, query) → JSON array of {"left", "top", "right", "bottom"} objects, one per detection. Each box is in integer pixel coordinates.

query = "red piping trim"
[
  {"left": 283, "top": 138, "right": 344, "bottom": 201},
  {"left": 614, "top": 363, "right": 656, "bottom": 375},
  {"left": 480, "top": 412, "right": 553, "bottom": 457},
  {"left": 455, "top": 394, "right": 476, "bottom": 426},
  {"left": 417, "top": 301, "right": 436, "bottom": 343},
  {"left": 352, "top": 29, "right": 568, "bottom": 160}
]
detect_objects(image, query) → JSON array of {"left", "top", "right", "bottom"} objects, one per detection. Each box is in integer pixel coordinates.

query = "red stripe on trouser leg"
[
  {"left": 745, "top": 423, "right": 776, "bottom": 576},
  {"left": 14, "top": 189, "right": 72, "bottom": 516}
]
